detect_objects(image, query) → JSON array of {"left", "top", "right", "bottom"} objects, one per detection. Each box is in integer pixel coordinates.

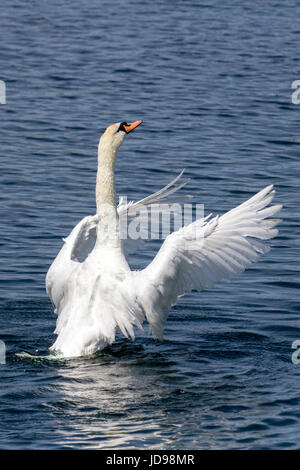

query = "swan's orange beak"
[{"left": 123, "top": 120, "right": 142, "bottom": 133}]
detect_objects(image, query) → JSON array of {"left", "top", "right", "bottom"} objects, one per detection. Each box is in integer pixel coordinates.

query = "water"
[{"left": 0, "top": 0, "right": 299, "bottom": 449}]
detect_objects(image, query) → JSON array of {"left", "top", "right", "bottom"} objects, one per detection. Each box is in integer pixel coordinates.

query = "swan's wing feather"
[
  {"left": 118, "top": 170, "right": 189, "bottom": 215},
  {"left": 70, "top": 215, "right": 98, "bottom": 262},
  {"left": 46, "top": 215, "right": 97, "bottom": 308},
  {"left": 139, "top": 185, "right": 282, "bottom": 340}
]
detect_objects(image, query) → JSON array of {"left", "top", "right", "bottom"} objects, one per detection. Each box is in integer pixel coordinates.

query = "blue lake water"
[{"left": 0, "top": 0, "right": 300, "bottom": 449}]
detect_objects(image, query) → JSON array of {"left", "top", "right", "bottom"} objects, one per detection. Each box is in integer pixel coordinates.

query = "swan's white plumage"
[
  {"left": 137, "top": 184, "right": 282, "bottom": 340},
  {"left": 46, "top": 122, "right": 282, "bottom": 357}
]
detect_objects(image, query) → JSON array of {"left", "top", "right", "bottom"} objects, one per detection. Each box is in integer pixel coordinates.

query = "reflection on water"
[
  {"left": 47, "top": 345, "right": 180, "bottom": 449},
  {"left": 1, "top": 304, "right": 300, "bottom": 449},
  {"left": 16, "top": 332, "right": 296, "bottom": 450}
]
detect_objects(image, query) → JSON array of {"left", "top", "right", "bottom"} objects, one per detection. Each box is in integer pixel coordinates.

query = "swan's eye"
[{"left": 117, "top": 122, "right": 128, "bottom": 133}]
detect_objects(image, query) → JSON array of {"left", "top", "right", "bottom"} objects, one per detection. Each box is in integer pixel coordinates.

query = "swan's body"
[{"left": 46, "top": 121, "right": 282, "bottom": 357}]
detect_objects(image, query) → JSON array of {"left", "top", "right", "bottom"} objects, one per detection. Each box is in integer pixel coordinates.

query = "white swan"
[{"left": 46, "top": 120, "right": 282, "bottom": 357}]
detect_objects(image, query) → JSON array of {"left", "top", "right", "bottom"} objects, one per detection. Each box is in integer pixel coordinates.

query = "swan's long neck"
[
  {"left": 94, "top": 139, "right": 122, "bottom": 250},
  {"left": 96, "top": 141, "right": 117, "bottom": 216}
]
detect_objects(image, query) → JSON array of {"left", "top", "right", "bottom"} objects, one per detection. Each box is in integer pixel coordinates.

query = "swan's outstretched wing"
[
  {"left": 138, "top": 185, "right": 282, "bottom": 340},
  {"left": 46, "top": 215, "right": 97, "bottom": 308}
]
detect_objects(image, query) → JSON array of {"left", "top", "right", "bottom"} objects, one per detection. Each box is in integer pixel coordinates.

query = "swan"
[{"left": 46, "top": 120, "right": 282, "bottom": 357}]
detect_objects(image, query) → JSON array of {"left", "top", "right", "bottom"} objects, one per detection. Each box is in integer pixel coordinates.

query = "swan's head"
[{"left": 99, "top": 120, "right": 142, "bottom": 152}]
